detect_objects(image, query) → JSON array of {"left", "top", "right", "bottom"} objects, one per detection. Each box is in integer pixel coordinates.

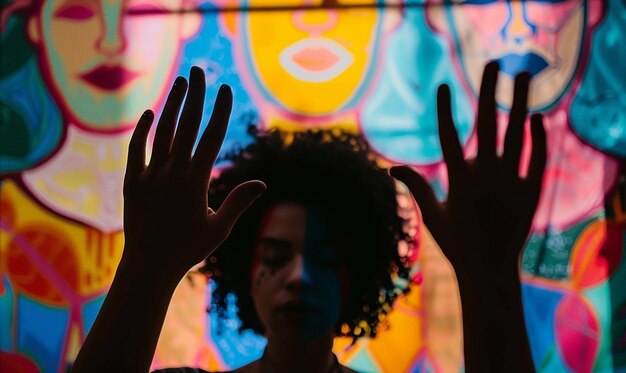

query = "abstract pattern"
[{"left": 1, "top": 0, "right": 625, "bottom": 372}]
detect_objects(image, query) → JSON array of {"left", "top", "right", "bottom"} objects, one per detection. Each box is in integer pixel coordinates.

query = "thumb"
[
  {"left": 210, "top": 180, "right": 266, "bottom": 243},
  {"left": 390, "top": 166, "right": 444, "bottom": 240}
]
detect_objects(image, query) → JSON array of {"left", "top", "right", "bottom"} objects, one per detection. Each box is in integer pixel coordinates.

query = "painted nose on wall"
[{"left": 503, "top": 2, "right": 535, "bottom": 43}]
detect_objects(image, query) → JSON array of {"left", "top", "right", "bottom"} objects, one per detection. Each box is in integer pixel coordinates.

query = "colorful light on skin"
[
  {"left": 426, "top": 0, "right": 604, "bottom": 111},
  {"left": 27, "top": 0, "right": 200, "bottom": 132},
  {"left": 219, "top": 0, "right": 398, "bottom": 118},
  {"left": 250, "top": 203, "right": 349, "bottom": 342}
]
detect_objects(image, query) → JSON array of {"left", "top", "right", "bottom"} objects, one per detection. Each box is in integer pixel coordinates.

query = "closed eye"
[
  {"left": 126, "top": 3, "right": 168, "bottom": 16},
  {"left": 261, "top": 256, "right": 290, "bottom": 267},
  {"left": 258, "top": 237, "right": 293, "bottom": 268},
  {"left": 258, "top": 237, "right": 292, "bottom": 251}
]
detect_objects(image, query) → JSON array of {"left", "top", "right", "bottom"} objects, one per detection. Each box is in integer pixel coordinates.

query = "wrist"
[
  {"left": 458, "top": 272, "right": 533, "bottom": 372},
  {"left": 117, "top": 248, "right": 186, "bottom": 291}
]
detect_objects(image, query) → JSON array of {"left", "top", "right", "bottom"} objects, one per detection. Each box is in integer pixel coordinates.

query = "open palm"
[
  {"left": 391, "top": 61, "right": 545, "bottom": 373},
  {"left": 391, "top": 62, "right": 546, "bottom": 286},
  {"left": 122, "top": 67, "right": 265, "bottom": 277}
]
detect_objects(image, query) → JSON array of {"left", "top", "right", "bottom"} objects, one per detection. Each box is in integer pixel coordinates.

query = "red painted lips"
[{"left": 80, "top": 65, "right": 140, "bottom": 91}]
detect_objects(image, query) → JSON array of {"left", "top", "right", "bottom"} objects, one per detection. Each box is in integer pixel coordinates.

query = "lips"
[
  {"left": 292, "top": 47, "right": 340, "bottom": 72},
  {"left": 80, "top": 65, "right": 140, "bottom": 91},
  {"left": 496, "top": 52, "right": 549, "bottom": 78},
  {"left": 279, "top": 38, "right": 354, "bottom": 83}
]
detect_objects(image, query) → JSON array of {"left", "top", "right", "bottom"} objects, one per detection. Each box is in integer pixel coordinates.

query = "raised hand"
[
  {"left": 391, "top": 61, "right": 545, "bottom": 288},
  {"left": 72, "top": 67, "right": 265, "bottom": 373},
  {"left": 123, "top": 66, "right": 266, "bottom": 278},
  {"left": 391, "top": 62, "right": 546, "bottom": 372}
]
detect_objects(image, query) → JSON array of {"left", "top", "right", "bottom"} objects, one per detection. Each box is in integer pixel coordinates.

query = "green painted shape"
[
  {"left": 346, "top": 347, "right": 379, "bottom": 373},
  {"left": 584, "top": 228, "right": 626, "bottom": 370},
  {"left": 0, "top": 8, "right": 36, "bottom": 79},
  {"left": 0, "top": 100, "right": 31, "bottom": 159},
  {"left": 522, "top": 216, "right": 598, "bottom": 280}
]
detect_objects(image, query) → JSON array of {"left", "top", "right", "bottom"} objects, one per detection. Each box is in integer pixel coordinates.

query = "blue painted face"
[
  {"left": 251, "top": 203, "right": 347, "bottom": 342},
  {"left": 457, "top": 0, "right": 567, "bottom": 80},
  {"left": 359, "top": 6, "right": 474, "bottom": 166},
  {"left": 432, "top": 0, "right": 590, "bottom": 110}
]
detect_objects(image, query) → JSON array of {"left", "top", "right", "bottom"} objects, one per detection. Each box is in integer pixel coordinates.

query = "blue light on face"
[{"left": 296, "top": 208, "right": 343, "bottom": 341}]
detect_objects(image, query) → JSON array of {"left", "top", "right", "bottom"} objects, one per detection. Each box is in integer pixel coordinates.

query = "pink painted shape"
[
  {"left": 291, "top": 47, "right": 340, "bottom": 72},
  {"left": 529, "top": 113, "right": 618, "bottom": 231},
  {"left": 555, "top": 293, "right": 600, "bottom": 373}
]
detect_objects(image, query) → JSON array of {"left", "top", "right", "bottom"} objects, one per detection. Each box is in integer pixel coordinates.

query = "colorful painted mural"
[{"left": 1, "top": 0, "right": 625, "bottom": 372}]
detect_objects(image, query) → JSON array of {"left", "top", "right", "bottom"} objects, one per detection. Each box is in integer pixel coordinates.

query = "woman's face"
[
  {"left": 29, "top": 0, "right": 199, "bottom": 131},
  {"left": 427, "top": 0, "right": 595, "bottom": 110},
  {"left": 250, "top": 202, "right": 348, "bottom": 342},
  {"left": 234, "top": 0, "right": 383, "bottom": 115}
]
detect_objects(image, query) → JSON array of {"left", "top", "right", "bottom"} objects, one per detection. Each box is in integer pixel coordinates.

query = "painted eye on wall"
[
  {"left": 458, "top": 0, "right": 573, "bottom": 4},
  {"left": 54, "top": 5, "right": 95, "bottom": 20},
  {"left": 335, "top": 0, "right": 379, "bottom": 5},
  {"left": 126, "top": 3, "right": 169, "bottom": 16},
  {"left": 454, "top": 0, "right": 498, "bottom": 5}
]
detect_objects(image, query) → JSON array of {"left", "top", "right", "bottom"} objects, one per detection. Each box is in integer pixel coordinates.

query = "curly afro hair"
[{"left": 202, "top": 128, "right": 412, "bottom": 340}]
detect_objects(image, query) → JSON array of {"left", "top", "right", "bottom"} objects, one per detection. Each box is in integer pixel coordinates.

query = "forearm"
[
  {"left": 72, "top": 250, "right": 183, "bottom": 373},
  {"left": 459, "top": 273, "right": 535, "bottom": 373}
]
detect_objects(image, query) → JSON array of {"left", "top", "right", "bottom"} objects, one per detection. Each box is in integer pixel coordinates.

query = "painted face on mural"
[
  {"left": 27, "top": 0, "right": 200, "bottom": 131},
  {"left": 225, "top": 0, "right": 384, "bottom": 116},
  {"left": 250, "top": 202, "right": 347, "bottom": 341},
  {"left": 427, "top": 0, "right": 603, "bottom": 110}
]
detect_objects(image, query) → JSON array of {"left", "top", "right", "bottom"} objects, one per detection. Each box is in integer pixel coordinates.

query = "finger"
[
  {"left": 503, "top": 72, "right": 530, "bottom": 178},
  {"left": 126, "top": 110, "right": 154, "bottom": 177},
  {"left": 150, "top": 76, "right": 188, "bottom": 168},
  {"left": 210, "top": 180, "right": 266, "bottom": 244},
  {"left": 476, "top": 61, "right": 499, "bottom": 167},
  {"left": 525, "top": 114, "right": 547, "bottom": 205},
  {"left": 192, "top": 84, "right": 233, "bottom": 178},
  {"left": 437, "top": 84, "right": 468, "bottom": 187},
  {"left": 390, "top": 166, "right": 445, "bottom": 241},
  {"left": 171, "top": 66, "right": 206, "bottom": 166}
]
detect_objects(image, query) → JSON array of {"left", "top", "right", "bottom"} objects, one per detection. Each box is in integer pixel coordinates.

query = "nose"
[
  {"left": 292, "top": 0, "right": 338, "bottom": 36},
  {"left": 502, "top": 2, "right": 535, "bottom": 44},
  {"left": 285, "top": 255, "right": 313, "bottom": 292},
  {"left": 96, "top": 3, "right": 126, "bottom": 56}
]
